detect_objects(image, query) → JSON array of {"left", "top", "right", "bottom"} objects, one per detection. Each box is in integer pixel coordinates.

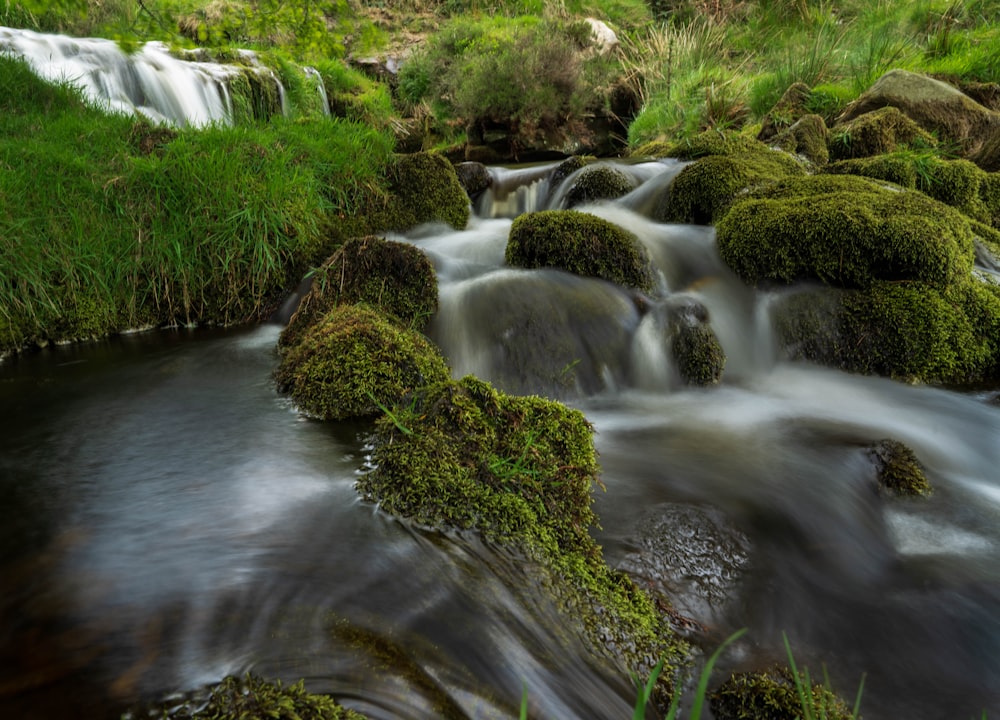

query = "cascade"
[{"left": 0, "top": 25, "right": 310, "bottom": 127}]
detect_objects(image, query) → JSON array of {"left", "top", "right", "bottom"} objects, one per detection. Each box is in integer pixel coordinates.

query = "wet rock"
[
  {"left": 453, "top": 161, "right": 492, "bottom": 201},
  {"left": 617, "top": 503, "right": 750, "bottom": 630}
]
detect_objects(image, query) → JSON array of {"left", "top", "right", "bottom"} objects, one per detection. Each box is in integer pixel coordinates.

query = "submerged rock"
[
  {"left": 279, "top": 235, "right": 437, "bottom": 351},
  {"left": 274, "top": 304, "right": 450, "bottom": 421},
  {"left": 506, "top": 209, "right": 657, "bottom": 293}
]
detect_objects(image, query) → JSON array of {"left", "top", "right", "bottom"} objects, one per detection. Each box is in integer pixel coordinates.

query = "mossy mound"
[
  {"left": 162, "top": 673, "right": 367, "bottom": 719},
  {"left": 710, "top": 665, "right": 853, "bottom": 720},
  {"left": 506, "top": 209, "right": 657, "bottom": 293},
  {"left": 279, "top": 236, "right": 438, "bottom": 351},
  {"left": 830, "top": 105, "right": 937, "bottom": 161},
  {"left": 369, "top": 152, "right": 470, "bottom": 232},
  {"left": 357, "top": 375, "right": 686, "bottom": 706},
  {"left": 826, "top": 155, "right": 995, "bottom": 225},
  {"left": 562, "top": 164, "right": 636, "bottom": 208},
  {"left": 716, "top": 175, "right": 975, "bottom": 290},
  {"left": 274, "top": 304, "right": 451, "bottom": 421},
  {"left": 657, "top": 146, "right": 805, "bottom": 225},
  {"left": 770, "top": 114, "right": 830, "bottom": 166},
  {"left": 673, "top": 322, "right": 726, "bottom": 386},
  {"left": 869, "top": 438, "right": 932, "bottom": 497},
  {"left": 772, "top": 279, "right": 1000, "bottom": 384},
  {"left": 546, "top": 155, "right": 592, "bottom": 200}
]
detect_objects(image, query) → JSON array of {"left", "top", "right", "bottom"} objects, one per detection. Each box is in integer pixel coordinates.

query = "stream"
[{"left": 2, "top": 158, "right": 1000, "bottom": 719}]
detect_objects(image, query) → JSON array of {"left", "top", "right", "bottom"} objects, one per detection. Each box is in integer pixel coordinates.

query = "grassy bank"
[{"left": 0, "top": 54, "right": 393, "bottom": 353}]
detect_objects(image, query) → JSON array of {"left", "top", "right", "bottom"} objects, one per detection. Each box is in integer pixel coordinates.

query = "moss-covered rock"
[
  {"left": 830, "top": 105, "right": 937, "bottom": 161},
  {"left": 561, "top": 164, "right": 636, "bottom": 208},
  {"left": 159, "top": 673, "right": 367, "bottom": 719},
  {"left": 279, "top": 236, "right": 437, "bottom": 351},
  {"left": 547, "top": 155, "right": 591, "bottom": 198},
  {"left": 661, "top": 130, "right": 773, "bottom": 161},
  {"left": 710, "top": 665, "right": 853, "bottom": 720},
  {"left": 673, "top": 322, "right": 726, "bottom": 386},
  {"left": 656, "top": 142, "right": 806, "bottom": 224},
  {"left": 274, "top": 304, "right": 451, "bottom": 420},
  {"left": 758, "top": 81, "right": 812, "bottom": 143},
  {"left": 869, "top": 438, "right": 932, "bottom": 497},
  {"left": 356, "top": 375, "right": 686, "bottom": 706},
  {"left": 716, "top": 175, "right": 975, "bottom": 290},
  {"left": 369, "top": 152, "right": 470, "bottom": 232},
  {"left": 772, "top": 279, "right": 1000, "bottom": 384},
  {"left": 771, "top": 114, "right": 830, "bottom": 166},
  {"left": 506, "top": 209, "right": 657, "bottom": 293}
]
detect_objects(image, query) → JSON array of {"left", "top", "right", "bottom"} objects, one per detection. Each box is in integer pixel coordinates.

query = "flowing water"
[{"left": 3, "top": 94, "right": 1000, "bottom": 718}]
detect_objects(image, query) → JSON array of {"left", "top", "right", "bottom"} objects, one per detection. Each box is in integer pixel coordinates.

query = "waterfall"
[{"left": 0, "top": 25, "right": 314, "bottom": 127}]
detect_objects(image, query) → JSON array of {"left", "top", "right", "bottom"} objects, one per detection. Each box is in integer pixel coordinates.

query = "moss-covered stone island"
[
  {"left": 279, "top": 235, "right": 438, "bottom": 351},
  {"left": 710, "top": 665, "right": 853, "bottom": 720},
  {"left": 274, "top": 304, "right": 451, "bottom": 421},
  {"left": 356, "top": 375, "right": 688, "bottom": 709},
  {"left": 506, "top": 209, "right": 657, "bottom": 293}
]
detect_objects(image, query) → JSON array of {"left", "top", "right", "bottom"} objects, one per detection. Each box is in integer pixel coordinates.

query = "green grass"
[{"left": 0, "top": 54, "right": 393, "bottom": 352}]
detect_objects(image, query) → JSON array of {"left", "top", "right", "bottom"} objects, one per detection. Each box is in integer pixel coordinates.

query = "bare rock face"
[{"left": 837, "top": 69, "right": 1000, "bottom": 163}]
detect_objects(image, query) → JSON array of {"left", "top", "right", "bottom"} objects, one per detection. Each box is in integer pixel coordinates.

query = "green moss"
[
  {"left": 562, "top": 164, "right": 636, "bottom": 208},
  {"left": 228, "top": 67, "right": 285, "bottom": 125},
  {"left": 661, "top": 130, "right": 773, "bottom": 161},
  {"left": 710, "top": 665, "right": 852, "bottom": 720},
  {"left": 757, "top": 81, "right": 811, "bottom": 142},
  {"left": 506, "top": 209, "right": 657, "bottom": 293},
  {"left": 869, "top": 438, "right": 932, "bottom": 497},
  {"left": 172, "top": 673, "right": 367, "bottom": 719},
  {"left": 279, "top": 236, "right": 438, "bottom": 350},
  {"left": 830, "top": 106, "right": 937, "bottom": 161},
  {"left": 716, "top": 176, "right": 975, "bottom": 290},
  {"left": 673, "top": 322, "right": 726, "bottom": 385},
  {"left": 825, "top": 156, "right": 919, "bottom": 188},
  {"left": 657, "top": 146, "right": 805, "bottom": 225},
  {"left": 627, "top": 140, "right": 674, "bottom": 159},
  {"left": 773, "top": 280, "right": 1000, "bottom": 385},
  {"left": 368, "top": 152, "right": 470, "bottom": 233},
  {"left": 548, "top": 155, "right": 592, "bottom": 195},
  {"left": 771, "top": 114, "right": 830, "bottom": 166},
  {"left": 357, "top": 376, "right": 686, "bottom": 704},
  {"left": 273, "top": 304, "right": 450, "bottom": 421}
]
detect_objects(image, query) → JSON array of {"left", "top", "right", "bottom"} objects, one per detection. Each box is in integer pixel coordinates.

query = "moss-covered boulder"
[
  {"left": 757, "top": 81, "right": 812, "bottom": 143},
  {"left": 869, "top": 438, "right": 932, "bottom": 497},
  {"left": 656, "top": 139, "right": 806, "bottom": 224},
  {"left": 661, "top": 130, "right": 773, "bottom": 161},
  {"left": 674, "top": 323, "right": 726, "bottom": 386},
  {"left": 770, "top": 114, "right": 830, "bottom": 166},
  {"left": 771, "top": 279, "right": 1000, "bottom": 384},
  {"left": 546, "top": 155, "right": 591, "bottom": 198},
  {"left": 830, "top": 105, "right": 937, "bottom": 161},
  {"left": 507, "top": 209, "right": 657, "bottom": 293},
  {"left": 156, "top": 673, "right": 367, "bottom": 719},
  {"left": 561, "top": 164, "right": 636, "bottom": 208},
  {"left": 716, "top": 175, "right": 975, "bottom": 290},
  {"left": 279, "top": 236, "right": 438, "bottom": 351},
  {"left": 837, "top": 70, "right": 1000, "bottom": 161},
  {"left": 710, "top": 665, "right": 853, "bottom": 720},
  {"left": 369, "top": 152, "right": 470, "bottom": 232},
  {"left": 356, "top": 375, "right": 686, "bottom": 705},
  {"left": 274, "top": 304, "right": 451, "bottom": 420}
]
